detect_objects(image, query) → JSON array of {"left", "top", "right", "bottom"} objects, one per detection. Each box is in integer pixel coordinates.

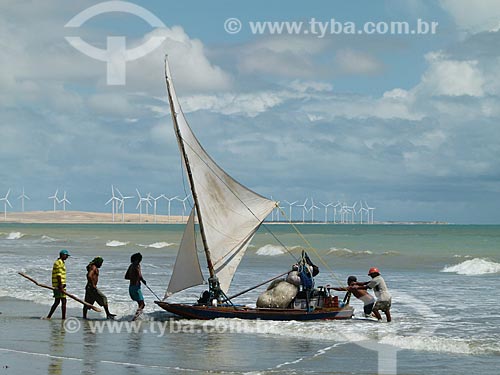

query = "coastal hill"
[
  {"left": 0, "top": 211, "right": 186, "bottom": 224},
  {"left": 0, "top": 211, "right": 447, "bottom": 225}
]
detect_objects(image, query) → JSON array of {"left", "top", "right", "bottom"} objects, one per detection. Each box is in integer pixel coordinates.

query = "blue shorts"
[{"left": 129, "top": 285, "right": 144, "bottom": 302}]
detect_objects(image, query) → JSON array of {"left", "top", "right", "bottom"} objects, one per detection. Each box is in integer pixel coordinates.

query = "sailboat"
[{"left": 154, "top": 58, "right": 354, "bottom": 320}]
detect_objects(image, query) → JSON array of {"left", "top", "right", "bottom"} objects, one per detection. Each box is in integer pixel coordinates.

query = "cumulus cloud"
[
  {"left": 417, "top": 52, "right": 485, "bottom": 97},
  {"left": 126, "top": 26, "right": 232, "bottom": 93},
  {"left": 439, "top": 0, "right": 500, "bottom": 33}
]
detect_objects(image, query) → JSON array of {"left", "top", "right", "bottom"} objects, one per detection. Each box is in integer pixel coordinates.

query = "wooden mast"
[{"left": 164, "top": 57, "right": 216, "bottom": 279}]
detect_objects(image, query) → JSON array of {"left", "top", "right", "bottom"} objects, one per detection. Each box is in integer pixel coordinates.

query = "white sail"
[
  {"left": 165, "top": 59, "right": 276, "bottom": 294},
  {"left": 165, "top": 208, "right": 204, "bottom": 298}
]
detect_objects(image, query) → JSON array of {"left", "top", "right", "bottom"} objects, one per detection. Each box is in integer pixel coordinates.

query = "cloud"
[
  {"left": 126, "top": 26, "right": 232, "bottom": 93},
  {"left": 237, "top": 36, "right": 329, "bottom": 77},
  {"left": 334, "top": 49, "right": 384, "bottom": 75},
  {"left": 416, "top": 52, "right": 485, "bottom": 97},
  {"left": 439, "top": 0, "right": 500, "bottom": 33}
]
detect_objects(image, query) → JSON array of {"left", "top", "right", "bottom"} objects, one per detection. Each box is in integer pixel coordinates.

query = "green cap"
[{"left": 59, "top": 249, "right": 70, "bottom": 256}]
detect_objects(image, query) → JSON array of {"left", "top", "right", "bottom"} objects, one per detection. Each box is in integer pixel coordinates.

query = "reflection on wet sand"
[
  {"left": 82, "top": 321, "right": 98, "bottom": 375},
  {"left": 48, "top": 320, "right": 65, "bottom": 375}
]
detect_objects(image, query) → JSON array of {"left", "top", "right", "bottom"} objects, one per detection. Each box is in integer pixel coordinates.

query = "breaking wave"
[
  {"left": 6, "top": 232, "right": 24, "bottom": 240},
  {"left": 328, "top": 247, "right": 373, "bottom": 257},
  {"left": 146, "top": 242, "right": 174, "bottom": 249},
  {"left": 41, "top": 235, "right": 59, "bottom": 242},
  {"left": 256, "top": 245, "right": 286, "bottom": 256},
  {"left": 442, "top": 258, "right": 500, "bottom": 275},
  {"left": 106, "top": 240, "right": 129, "bottom": 247}
]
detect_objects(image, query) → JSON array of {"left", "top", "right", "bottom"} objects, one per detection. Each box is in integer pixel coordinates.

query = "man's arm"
[
  {"left": 56, "top": 275, "right": 64, "bottom": 291},
  {"left": 331, "top": 287, "right": 348, "bottom": 291}
]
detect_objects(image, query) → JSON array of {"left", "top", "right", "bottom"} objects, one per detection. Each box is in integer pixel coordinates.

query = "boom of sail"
[{"left": 164, "top": 58, "right": 277, "bottom": 297}]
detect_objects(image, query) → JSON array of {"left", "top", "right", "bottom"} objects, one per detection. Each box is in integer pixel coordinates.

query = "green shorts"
[
  {"left": 84, "top": 284, "right": 108, "bottom": 306},
  {"left": 53, "top": 288, "right": 66, "bottom": 299}
]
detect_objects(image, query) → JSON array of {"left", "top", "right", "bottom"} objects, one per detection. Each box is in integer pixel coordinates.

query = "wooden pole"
[{"left": 18, "top": 272, "right": 102, "bottom": 312}]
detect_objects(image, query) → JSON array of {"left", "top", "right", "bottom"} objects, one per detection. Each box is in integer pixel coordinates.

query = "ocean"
[{"left": 0, "top": 223, "right": 499, "bottom": 374}]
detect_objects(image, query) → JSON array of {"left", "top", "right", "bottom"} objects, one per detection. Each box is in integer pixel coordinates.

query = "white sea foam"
[
  {"left": 328, "top": 247, "right": 373, "bottom": 256},
  {"left": 256, "top": 245, "right": 286, "bottom": 256},
  {"left": 106, "top": 240, "right": 129, "bottom": 247},
  {"left": 442, "top": 258, "right": 500, "bottom": 275},
  {"left": 41, "top": 235, "right": 58, "bottom": 242},
  {"left": 379, "top": 335, "right": 475, "bottom": 354},
  {"left": 147, "top": 242, "right": 174, "bottom": 249},
  {"left": 6, "top": 232, "right": 24, "bottom": 240}
]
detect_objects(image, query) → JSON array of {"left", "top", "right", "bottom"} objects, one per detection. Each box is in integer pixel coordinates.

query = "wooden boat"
[{"left": 154, "top": 58, "right": 354, "bottom": 321}]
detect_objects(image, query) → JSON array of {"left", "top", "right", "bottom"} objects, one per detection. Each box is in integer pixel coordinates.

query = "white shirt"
[{"left": 367, "top": 275, "right": 391, "bottom": 302}]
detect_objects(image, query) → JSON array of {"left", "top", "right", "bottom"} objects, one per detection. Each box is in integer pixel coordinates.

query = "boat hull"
[{"left": 155, "top": 301, "right": 354, "bottom": 321}]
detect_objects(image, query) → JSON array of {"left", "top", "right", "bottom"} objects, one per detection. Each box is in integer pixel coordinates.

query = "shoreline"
[{"left": 0, "top": 210, "right": 449, "bottom": 225}]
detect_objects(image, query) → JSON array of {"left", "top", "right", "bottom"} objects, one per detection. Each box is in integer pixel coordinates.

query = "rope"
[
  {"left": 277, "top": 206, "right": 346, "bottom": 289},
  {"left": 172, "top": 113, "right": 344, "bottom": 288}
]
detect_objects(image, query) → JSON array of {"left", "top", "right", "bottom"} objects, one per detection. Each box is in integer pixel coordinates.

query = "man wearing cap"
[
  {"left": 354, "top": 267, "right": 392, "bottom": 322},
  {"left": 83, "top": 257, "right": 116, "bottom": 320},
  {"left": 46, "top": 249, "right": 70, "bottom": 319}
]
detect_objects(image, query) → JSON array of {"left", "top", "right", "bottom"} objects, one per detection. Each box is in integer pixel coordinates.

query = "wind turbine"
[
  {"left": 348, "top": 201, "right": 357, "bottom": 223},
  {"left": 48, "top": 189, "right": 59, "bottom": 212},
  {"left": 136, "top": 189, "right": 151, "bottom": 222},
  {"left": 0, "top": 189, "right": 12, "bottom": 221},
  {"left": 358, "top": 201, "right": 368, "bottom": 224},
  {"left": 151, "top": 194, "right": 165, "bottom": 223},
  {"left": 320, "top": 202, "right": 333, "bottom": 223},
  {"left": 365, "top": 201, "right": 376, "bottom": 224},
  {"left": 176, "top": 195, "right": 190, "bottom": 222},
  {"left": 284, "top": 200, "right": 298, "bottom": 222},
  {"left": 59, "top": 191, "right": 71, "bottom": 211},
  {"left": 17, "top": 187, "right": 30, "bottom": 212},
  {"left": 115, "top": 187, "right": 134, "bottom": 223},
  {"left": 145, "top": 193, "right": 153, "bottom": 215},
  {"left": 332, "top": 202, "right": 341, "bottom": 224},
  {"left": 309, "top": 198, "right": 320, "bottom": 223},
  {"left": 105, "top": 185, "right": 121, "bottom": 222},
  {"left": 340, "top": 203, "right": 349, "bottom": 224},
  {"left": 163, "top": 195, "right": 178, "bottom": 223},
  {"left": 297, "top": 198, "right": 308, "bottom": 223}
]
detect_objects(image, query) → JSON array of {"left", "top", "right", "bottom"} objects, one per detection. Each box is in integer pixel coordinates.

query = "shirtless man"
[
  {"left": 83, "top": 257, "right": 115, "bottom": 319},
  {"left": 333, "top": 276, "right": 375, "bottom": 318},
  {"left": 125, "top": 252, "right": 146, "bottom": 320}
]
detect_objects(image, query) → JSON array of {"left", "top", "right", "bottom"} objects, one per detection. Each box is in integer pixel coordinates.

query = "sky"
[{"left": 1, "top": 0, "right": 500, "bottom": 224}]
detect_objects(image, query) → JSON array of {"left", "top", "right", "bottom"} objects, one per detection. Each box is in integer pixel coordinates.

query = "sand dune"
[{"left": 1, "top": 211, "right": 187, "bottom": 224}]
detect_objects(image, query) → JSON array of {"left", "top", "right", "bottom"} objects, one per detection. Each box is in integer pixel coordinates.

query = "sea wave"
[
  {"left": 6, "top": 232, "right": 24, "bottom": 240},
  {"left": 137, "top": 242, "right": 175, "bottom": 249},
  {"left": 256, "top": 245, "right": 286, "bottom": 256},
  {"left": 327, "top": 247, "right": 373, "bottom": 257},
  {"left": 41, "top": 235, "right": 59, "bottom": 243},
  {"left": 191, "top": 319, "right": 484, "bottom": 355},
  {"left": 442, "top": 258, "right": 500, "bottom": 275},
  {"left": 106, "top": 240, "right": 129, "bottom": 247}
]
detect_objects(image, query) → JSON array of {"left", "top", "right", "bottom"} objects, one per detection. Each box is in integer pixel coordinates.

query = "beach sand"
[{"left": 1, "top": 211, "right": 187, "bottom": 224}]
